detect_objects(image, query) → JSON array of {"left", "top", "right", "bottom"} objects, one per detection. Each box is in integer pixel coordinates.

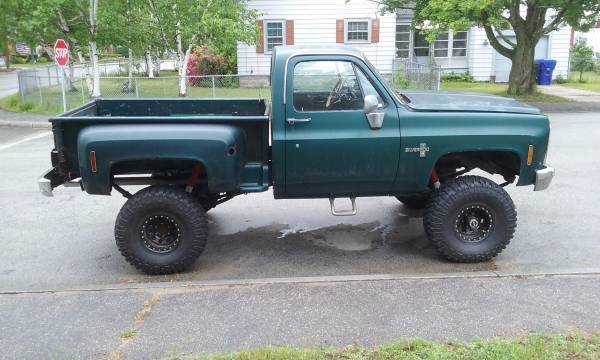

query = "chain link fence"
[
  {"left": 391, "top": 58, "right": 441, "bottom": 91},
  {"left": 16, "top": 61, "right": 269, "bottom": 113}
]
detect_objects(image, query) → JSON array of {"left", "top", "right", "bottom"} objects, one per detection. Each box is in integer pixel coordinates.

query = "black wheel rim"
[
  {"left": 453, "top": 204, "right": 495, "bottom": 243},
  {"left": 139, "top": 215, "right": 182, "bottom": 253}
]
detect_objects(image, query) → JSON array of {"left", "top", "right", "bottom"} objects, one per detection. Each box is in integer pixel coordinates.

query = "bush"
[
  {"left": 554, "top": 74, "right": 568, "bottom": 84},
  {"left": 187, "top": 45, "right": 228, "bottom": 86},
  {"left": 18, "top": 101, "right": 33, "bottom": 112},
  {"left": 442, "top": 71, "right": 474, "bottom": 82},
  {"left": 571, "top": 40, "right": 596, "bottom": 83}
]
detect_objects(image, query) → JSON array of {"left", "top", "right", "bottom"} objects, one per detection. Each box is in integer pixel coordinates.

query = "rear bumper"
[
  {"left": 534, "top": 165, "right": 554, "bottom": 191},
  {"left": 38, "top": 168, "right": 58, "bottom": 197}
]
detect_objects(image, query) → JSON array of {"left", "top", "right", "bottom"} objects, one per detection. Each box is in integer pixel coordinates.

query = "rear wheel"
[
  {"left": 115, "top": 186, "right": 207, "bottom": 274},
  {"left": 423, "top": 176, "right": 517, "bottom": 262}
]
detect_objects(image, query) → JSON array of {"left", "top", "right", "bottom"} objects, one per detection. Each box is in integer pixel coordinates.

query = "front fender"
[{"left": 77, "top": 124, "right": 246, "bottom": 195}]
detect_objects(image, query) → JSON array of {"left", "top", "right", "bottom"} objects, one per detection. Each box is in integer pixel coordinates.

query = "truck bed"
[{"left": 48, "top": 98, "right": 270, "bottom": 194}]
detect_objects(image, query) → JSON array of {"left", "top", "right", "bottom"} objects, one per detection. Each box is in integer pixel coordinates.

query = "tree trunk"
[
  {"left": 75, "top": 46, "right": 92, "bottom": 95},
  {"left": 67, "top": 55, "right": 77, "bottom": 92},
  {"left": 3, "top": 38, "right": 10, "bottom": 70},
  {"left": 507, "top": 41, "right": 536, "bottom": 96},
  {"left": 126, "top": 48, "right": 134, "bottom": 92},
  {"left": 89, "top": 41, "right": 101, "bottom": 97},
  {"left": 146, "top": 49, "right": 154, "bottom": 78},
  {"left": 179, "top": 44, "right": 193, "bottom": 97}
]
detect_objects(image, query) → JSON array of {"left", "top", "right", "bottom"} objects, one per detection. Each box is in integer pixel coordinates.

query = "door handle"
[{"left": 287, "top": 117, "right": 311, "bottom": 125}]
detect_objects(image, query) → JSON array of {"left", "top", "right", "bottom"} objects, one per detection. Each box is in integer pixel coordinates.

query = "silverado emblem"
[{"left": 405, "top": 143, "right": 430, "bottom": 158}]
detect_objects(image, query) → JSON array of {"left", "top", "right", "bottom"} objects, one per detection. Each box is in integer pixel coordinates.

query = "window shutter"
[
  {"left": 256, "top": 20, "right": 264, "bottom": 53},
  {"left": 336, "top": 19, "right": 344, "bottom": 43},
  {"left": 286, "top": 20, "right": 294, "bottom": 45},
  {"left": 371, "top": 18, "right": 380, "bottom": 43}
]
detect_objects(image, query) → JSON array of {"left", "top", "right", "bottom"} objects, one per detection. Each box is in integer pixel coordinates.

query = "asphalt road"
[
  {"left": 0, "top": 112, "right": 599, "bottom": 292},
  {"left": 1, "top": 112, "right": 600, "bottom": 358}
]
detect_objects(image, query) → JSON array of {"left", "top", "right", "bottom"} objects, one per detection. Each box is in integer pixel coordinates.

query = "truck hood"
[{"left": 397, "top": 91, "right": 542, "bottom": 115}]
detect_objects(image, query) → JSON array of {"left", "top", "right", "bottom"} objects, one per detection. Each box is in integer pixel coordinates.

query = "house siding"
[
  {"left": 237, "top": 1, "right": 573, "bottom": 81},
  {"left": 237, "top": 0, "right": 396, "bottom": 76}
]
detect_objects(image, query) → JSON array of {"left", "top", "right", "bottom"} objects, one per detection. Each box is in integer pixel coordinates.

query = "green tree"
[
  {"left": 0, "top": 0, "right": 22, "bottom": 69},
  {"left": 146, "top": 0, "right": 257, "bottom": 96},
  {"left": 571, "top": 39, "right": 596, "bottom": 82},
  {"left": 380, "top": 0, "right": 600, "bottom": 95}
]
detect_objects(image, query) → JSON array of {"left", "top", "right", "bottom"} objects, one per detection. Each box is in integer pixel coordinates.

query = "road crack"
[{"left": 104, "top": 292, "right": 161, "bottom": 360}]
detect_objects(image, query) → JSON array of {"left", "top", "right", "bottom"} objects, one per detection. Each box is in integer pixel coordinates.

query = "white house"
[{"left": 237, "top": 0, "right": 572, "bottom": 82}]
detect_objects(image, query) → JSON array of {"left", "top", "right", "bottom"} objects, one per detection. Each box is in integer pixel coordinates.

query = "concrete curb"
[
  {"left": 0, "top": 120, "right": 51, "bottom": 129},
  {"left": 2, "top": 269, "right": 600, "bottom": 295}
]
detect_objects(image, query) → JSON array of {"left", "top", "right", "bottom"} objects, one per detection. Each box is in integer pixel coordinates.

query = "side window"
[
  {"left": 354, "top": 65, "right": 385, "bottom": 106},
  {"left": 293, "top": 61, "right": 363, "bottom": 112}
]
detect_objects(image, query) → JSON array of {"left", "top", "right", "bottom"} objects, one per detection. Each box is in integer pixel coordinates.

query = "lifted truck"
[{"left": 39, "top": 46, "right": 554, "bottom": 274}]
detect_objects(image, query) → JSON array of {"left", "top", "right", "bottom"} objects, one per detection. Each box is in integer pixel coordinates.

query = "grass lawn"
[
  {"left": 560, "top": 71, "right": 600, "bottom": 92},
  {"left": 441, "top": 81, "right": 570, "bottom": 103},
  {"left": 175, "top": 333, "right": 600, "bottom": 360}
]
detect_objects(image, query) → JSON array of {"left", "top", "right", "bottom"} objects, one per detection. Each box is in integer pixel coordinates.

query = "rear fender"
[{"left": 77, "top": 124, "right": 245, "bottom": 195}]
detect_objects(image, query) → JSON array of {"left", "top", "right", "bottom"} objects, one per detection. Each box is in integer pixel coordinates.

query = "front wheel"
[
  {"left": 115, "top": 186, "right": 208, "bottom": 274},
  {"left": 423, "top": 176, "right": 517, "bottom": 262}
]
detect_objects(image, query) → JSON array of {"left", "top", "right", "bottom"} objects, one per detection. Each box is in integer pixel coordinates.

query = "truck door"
[{"left": 284, "top": 56, "right": 400, "bottom": 197}]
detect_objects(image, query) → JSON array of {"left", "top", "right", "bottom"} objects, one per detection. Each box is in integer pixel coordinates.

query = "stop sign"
[{"left": 54, "top": 39, "right": 69, "bottom": 67}]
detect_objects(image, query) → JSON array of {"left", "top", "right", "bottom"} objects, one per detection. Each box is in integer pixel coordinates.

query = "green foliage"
[
  {"left": 571, "top": 40, "right": 597, "bottom": 83},
  {"left": 176, "top": 332, "right": 600, "bottom": 360},
  {"left": 394, "top": 73, "right": 411, "bottom": 89},
  {"left": 554, "top": 74, "right": 568, "bottom": 84},
  {"left": 441, "top": 71, "right": 474, "bottom": 83},
  {"left": 18, "top": 101, "right": 34, "bottom": 112}
]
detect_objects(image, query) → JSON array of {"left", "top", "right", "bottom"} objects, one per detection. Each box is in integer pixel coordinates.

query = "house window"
[
  {"left": 413, "top": 30, "right": 429, "bottom": 57},
  {"left": 265, "top": 21, "right": 285, "bottom": 52},
  {"left": 434, "top": 31, "right": 449, "bottom": 57},
  {"left": 395, "top": 24, "right": 410, "bottom": 58},
  {"left": 346, "top": 19, "right": 370, "bottom": 42},
  {"left": 452, "top": 31, "right": 468, "bottom": 56}
]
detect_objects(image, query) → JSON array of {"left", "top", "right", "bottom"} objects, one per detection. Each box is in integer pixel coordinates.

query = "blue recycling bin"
[{"left": 535, "top": 59, "right": 557, "bottom": 85}]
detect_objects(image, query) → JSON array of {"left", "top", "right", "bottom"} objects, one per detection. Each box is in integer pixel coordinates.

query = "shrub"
[
  {"left": 18, "top": 101, "right": 33, "bottom": 112},
  {"left": 571, "top": 39, "right": 596, "bottom": 83},
  {"left": 442, "top": 71, "right": 474, "bottom": 82},
  {"left": 187, "top": 45, "right": 228, "bottom": 86},
  {"left": 554, "top": 74, "right": 568, "bottom": 84}
]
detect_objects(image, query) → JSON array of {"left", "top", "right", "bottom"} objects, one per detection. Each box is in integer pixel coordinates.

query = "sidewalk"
[
  {"left": 0, "top": 108, "right": 50, "bottom": 128},
  {"left": 538, "top": 84, "right": 600, "bottom": 102},
  {"left": 1, "top": 274, "right": 600, "bottom": 359}
]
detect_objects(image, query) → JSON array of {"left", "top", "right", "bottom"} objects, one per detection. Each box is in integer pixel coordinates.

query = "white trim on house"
[
  {"left": 264, "top": 19, "right": 287, "bottom": 54},
  {"left": 344, "top": 18, "right": 372, "bottom": 44}
]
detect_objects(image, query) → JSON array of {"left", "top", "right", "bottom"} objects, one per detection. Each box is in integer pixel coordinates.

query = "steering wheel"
[{"left": 326, "top": 77, "right": 345, "bottom": 109}]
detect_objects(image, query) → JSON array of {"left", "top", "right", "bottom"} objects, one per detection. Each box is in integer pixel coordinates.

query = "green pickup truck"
[{"left": 39, "top": 46, "right": 553, "bottom": 274}]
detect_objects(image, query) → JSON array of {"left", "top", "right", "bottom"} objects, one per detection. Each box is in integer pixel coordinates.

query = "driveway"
[{"left": 538, "top": 84, "right": 600, "bottom": 102}]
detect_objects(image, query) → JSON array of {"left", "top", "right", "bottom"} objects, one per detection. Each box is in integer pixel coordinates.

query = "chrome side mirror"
[
  {"left": 363, "top": 94, "right": 378, "bottom": 114},
  {"left": 363, "top": 94, "right": 383, "bottom": 130}
]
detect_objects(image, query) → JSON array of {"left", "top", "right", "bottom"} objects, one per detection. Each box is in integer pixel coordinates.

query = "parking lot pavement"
[{"left": 0, "top": 112, "right": 599, "bottom": 293}]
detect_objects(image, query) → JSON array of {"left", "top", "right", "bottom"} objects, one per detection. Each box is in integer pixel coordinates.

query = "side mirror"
[
  {"left": 363, "top": 94, "right": 383, "bottom": 130},
  {"left": 363, "top": 94, "right": 378, "bottom": 114}
]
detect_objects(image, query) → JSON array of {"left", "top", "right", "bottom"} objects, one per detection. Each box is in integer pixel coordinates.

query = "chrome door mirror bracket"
[{"left": 363, "top": 94, "right": 383, "bottom": 129}]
